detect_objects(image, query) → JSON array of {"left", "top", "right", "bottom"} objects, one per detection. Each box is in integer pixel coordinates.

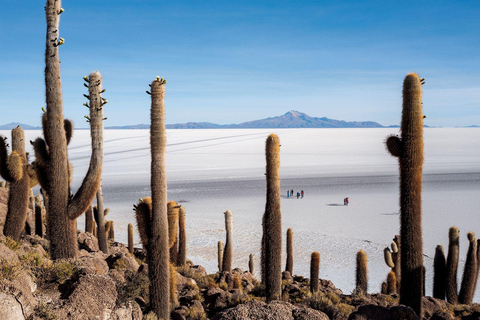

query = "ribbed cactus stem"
[
  {"left": 167, "top": 201, "right": 179, "bottom": 264},
  {"left": 148, "top": 77, "right": 169, "bottom": 319},
  {"left": 392, "top": 235, "right": 401, "bottom": 292},
  {"left": 433, "top": 245, "right": 446, "bottom": 300},
  {"left": 128, "top": 223, "right": 134, "bottom": 254},
  {"left": 356, "top": 250, "right": 368, "bottom": 293},
  {"left": 249, "top": 253, "right": 254, "bottom": 274},
  {"left": 310, "top": 251, "right": 320, "bottom": 293},
  {"left": 459, "top": 232, "right": 477, "bottom": 304},
  {"left": 285, "top": 228, "right": 293, "bottom": 275},
  {"left": 386, "top": 73, "right": 424, "bottom": 316},
  {"left": 446, "top": 226, "right": 459, "bottom": 304},
  {"left": 177, "top": 206, "right": 187, "bottom": 266},
  {"left": 217, "top": 241, "right": 223, "bottom": 272},
  {"left": 2, "top": 126, "right": 29, "bottom": 241},
  {"left": 262, "top": 134, "right": 282, "bottom": 302},
  {"left": 109, "top": 221, "right": 115, "bottom": 241},
  {"left": 222, "top": 209, "right": 233, "bottom": 272}
]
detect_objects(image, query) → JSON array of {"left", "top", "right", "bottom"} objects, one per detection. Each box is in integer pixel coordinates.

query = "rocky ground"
[{"left": 2, "top": 187, "right": 480, "bottom": 319}]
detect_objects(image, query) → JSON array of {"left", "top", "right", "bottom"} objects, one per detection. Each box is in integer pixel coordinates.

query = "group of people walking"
[{"left": 287, "top": 189, "right": 304, "bottom": 199}]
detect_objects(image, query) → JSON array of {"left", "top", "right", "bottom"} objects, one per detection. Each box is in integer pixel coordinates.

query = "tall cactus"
[
  {"left": 433, "top": 245, "right": 446, "bottom": 300},
  {"left": 1, "top": 126, "right": 30, "bottom": 241},
  {"left": 128, "top": 223, "right": 134, "bottom": 254},
  {"left": 146, "top": 77, "right": 170, "bottom": 318},
  {"left": 310, "top": 251, "right": 320, "bottom": 293},
  {"left": 261, "top": 134, "right": 282, "bottom": 302},
  {"left": 446, "top": 226, "right": 459, "bottom": 304},
  {"left": 222, "top": 209, "right": 233, "bottom": 272},
  {"left": 385, "top": 73, "right": 424, "bottom": 316},
  {"left": 285, "top": 228, "right": 293, "bottom": 275},
  {"left": 458, "top": 232, "right": 477, "bottom": 304},
  {"left": 356, "top": 249, "right": 368, "bottom": 293},
  {"left": 177, "top": 206, "right": 187, "bottom": 266}
]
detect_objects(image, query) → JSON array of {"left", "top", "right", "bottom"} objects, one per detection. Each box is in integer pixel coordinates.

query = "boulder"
[
  {"left": 0, "top": 279, "right": 37, "bottom": 320},
  {"left": 212, "top": 300, "right": 329, "bottom": 320},
  {"left": 77, "top": 232, "right": 99, "bottom": 252}
]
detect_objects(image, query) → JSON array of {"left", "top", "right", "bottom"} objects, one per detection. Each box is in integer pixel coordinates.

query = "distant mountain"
[
  {"left": 222, "top": 110, "right": 383, "bottom": 128},
  {"left": 0, "top": 122, "right": 41, "bottom": 130}
]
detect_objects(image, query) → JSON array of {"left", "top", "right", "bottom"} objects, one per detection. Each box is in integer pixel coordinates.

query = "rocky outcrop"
[{"left": 212, "top": 300, "right": 329, "bottom": 320}]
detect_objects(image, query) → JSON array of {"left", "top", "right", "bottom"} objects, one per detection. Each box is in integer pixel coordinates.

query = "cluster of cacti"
[
  {"left": 310, "top": 251, "right": 320, "bottom": 293},
  {"left": 0, "top": 126, "right": 33, "bottom": 241},
  {"left": 134, "top": 77, "right": 170, "bottom": 319},
  {"left": 285, "top": 228, "right": 293, "bottom": 275},
  {"left": 385, "top": 73, "right": 424, "bottom": 317},
  {"left": 356, "top": 250, "right": 368, "bottom": 293},
  {"left": 261, "top": 134, "right": 282, "bottom": 302},
  {"left": 383, "top": 235, "right": 400, "bottom": 293},
  {"left": 434, "top": 228, "right": 479, "bottom": 305}
]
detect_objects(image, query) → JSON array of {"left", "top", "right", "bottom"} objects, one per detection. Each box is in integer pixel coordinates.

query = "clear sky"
[{"left": 0, "top": 1, "right": 479, "bottom": 127}]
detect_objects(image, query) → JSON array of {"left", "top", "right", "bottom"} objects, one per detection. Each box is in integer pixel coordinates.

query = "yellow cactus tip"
[
  {"left": 59, "top": 8, "right": 64, "bottom": 14},
  {"left": 423, "top": 115, "right": 427, "bottom": 119},
  {"left": 467, "top": 232, "right": 475, "bottom": 242},
  {"left": 41, "top": 107, "right": 46, "bottom": 113},
  {"left": 58, "top": 37, "right": 65, "bottom": 45},
  {"left": 156, "top": 76, "right": 160, "bottom": 81}
]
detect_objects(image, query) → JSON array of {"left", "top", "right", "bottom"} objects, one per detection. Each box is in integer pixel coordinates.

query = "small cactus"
[
  {"left": 217, "top": 241, "right": 224, "bottom": 272},
  {"left": 356, "top": 249, "right": 368, "bottom": 293},
  {"left": 459, "top": 232, "right": 477, "bottom": 304},
  {"left": 177, "top": 206, "right": 187, "bottom": 266},
  {"left": 34, "top": 194, "right": 45, "bottom": 237},
  {"left": 387, "top": 270, "right": 397, "bottom": 294},
  {"left": 128, "top": 223, "right": 134, "bottom": 254},
  {"left": 446, "top": 226, "right": 459, "bottom": 304},
  {"left": 310, "top": 251, "right": 320, "bottom": 293},
  {"left": 433, "top": 244, "right": 446, "bottom": 300},
  {"left": 285, "top": 228, "right": 293, "bottom": 275},
  {"left": 222, "top": 209, "right": 233, "bottom": 272},
  {"left": 85, "top": 206, "right": 93, "bottom": 234},
  {"left": 249, "top": 253, "right": 254, "bottom": 274},
  {"left": 167, "top": 201, "right": 179, "bottom": 263}
]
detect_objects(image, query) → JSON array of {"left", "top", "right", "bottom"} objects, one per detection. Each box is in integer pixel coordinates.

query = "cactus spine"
[
  {"left": 148, "top": 77, "right": 169, "bottom": 319},
  {"left": 217, "top": 241, "right": 223, "bottom": 272},
  {"left": 285, "top": 227, "right": 293, "bottom": 275},
  {"left": 310, "top": 251, "right": 320, "bottom": 293},
  {"left": 222, "top": 209, "right": 233, "bottom": 272},
  {"left": 177, "top": 206, "right": 187, "bottom": 266},
  {"left": 446, "top": 226, "right": 459, "bottom": 304},
  {"left": 433, "top": 244, "right": 446, "bottom": 300},
  {"left": 458, "top": 232, "right": 477, "bottom": 304},
  {"left": 261, "top": 134, "right": 282, "bottom": 302},
  {"left": 1, "top": 127, "right": 30, "bottom": 241},
  {"left": 385, "top": 73, "right": 424, "bottom": 316},
  {"left": 128, "top": 223, "right": 134, "bottom": 254},
  {"left": 356, "top": 249, "right": 368, "bottom": 293},
  {"left": 34, "top": 20, "right": 105, "bottom": 260}
]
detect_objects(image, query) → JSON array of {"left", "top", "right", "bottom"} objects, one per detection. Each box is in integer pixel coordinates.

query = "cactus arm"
[
  {"left": 0, "top": 136, "right": 15, "bottom": 181},
  {"left": 135, "top": 197, "right": 152, "bottom": 249},
  {"left": 64, "top": 119, "right": 73, "bottom": 145},
  {"left": 67, "top": 71, "right": 104, "bottom": 220},
  {"left": 6, "top": 151, "right": 24, "bottom": 181},
  {"left": 384, "top": 247, "right": 395, "bottom": 268},
  {"left": 386, "top": 135, "right": 402, "bottom": 157}
]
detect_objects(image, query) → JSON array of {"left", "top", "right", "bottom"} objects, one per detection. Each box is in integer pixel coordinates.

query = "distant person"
[
  {"left": 297, "top": 192, "right": 300, "bottom": 199},
  {"left": 343, "top": 198, "right": 347, "bottom": 206},
  {"left": 291, "top": 189, "right": 294, "bottom": 197},
  {"left": 345, "top": 197, "right": 349, "bottom": 206},
  {"left": 287, "top": 190, "right": 290, "bottom": 198},
  {"left": 301, "top": 190, "right": 304, "bottom": 198}
]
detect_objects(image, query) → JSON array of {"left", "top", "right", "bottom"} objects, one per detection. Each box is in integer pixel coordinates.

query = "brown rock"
[
  {"left": 0, "top": 279, "right": 36, "bottom": 320},
  {"left": 77, "top": 232, "right": 99, "bottom": 252},
  {"left": 79, "top": 251, "right": 109, "bottom": 275},
  {"left": 212, "top": 300, "right": 329, "bottom": 320},
  {"left": 105, "top": 252, "right": 140, "bottom": 273}
]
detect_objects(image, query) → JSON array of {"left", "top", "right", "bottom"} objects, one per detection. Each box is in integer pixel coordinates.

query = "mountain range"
[{"left": 105, "top": 111, "right": 384, "bottom": 129}]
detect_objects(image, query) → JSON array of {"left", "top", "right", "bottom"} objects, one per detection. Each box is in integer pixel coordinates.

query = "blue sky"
[{"left": 0, "top": 1, "right": 479, "bottom": 127}]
